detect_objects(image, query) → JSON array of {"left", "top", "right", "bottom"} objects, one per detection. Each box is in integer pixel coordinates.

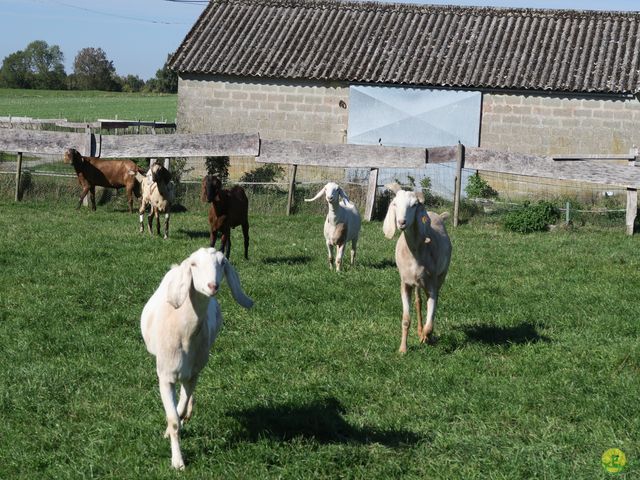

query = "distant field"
[{"left": 0, "top": 88, "right": 177, "bottom": 122}]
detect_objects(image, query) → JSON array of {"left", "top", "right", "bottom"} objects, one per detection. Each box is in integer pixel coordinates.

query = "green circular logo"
[{"left": 602, "top": 448, "right": 626, "bottom": 474}]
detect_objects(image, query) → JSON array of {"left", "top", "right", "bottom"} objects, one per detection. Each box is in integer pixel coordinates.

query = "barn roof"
[{"left": 169, "top": 0, "right": 640, "bottom": 95}]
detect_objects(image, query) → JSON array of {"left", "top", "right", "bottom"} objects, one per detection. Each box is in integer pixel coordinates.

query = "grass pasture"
[
  {"left": 0, "top": 200, "right": 639, "bottom": 479},
  {"left": 0, "top": 88, "right": 176, "bottom": 122}
]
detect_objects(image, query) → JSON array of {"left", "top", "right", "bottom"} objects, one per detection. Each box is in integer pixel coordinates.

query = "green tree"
[
  {"left": 0, "top": 40, "right": 66, "bottom": 89},
  {"left": 146, "top": 53, "right": 177, "bottom": 93},
  {"left": 119, "top": 74, "right": 145, "bottom": 92},
  {"left": 73, "top": 47, "right": 120, "bottom": 91},
  {"left": 0, "top": 51, "right": 31, "bottom": 88},
  {"left": 24, "top": 40, "right": 66, "bottom": 90}
]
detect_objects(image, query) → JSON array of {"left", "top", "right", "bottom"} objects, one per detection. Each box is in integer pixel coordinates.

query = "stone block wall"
[
  {"left": 481, "top": 92, "right": 640, "bottom": 156},
  {"left": 177, "top": 74, "right": 349, "bottom": 144}
]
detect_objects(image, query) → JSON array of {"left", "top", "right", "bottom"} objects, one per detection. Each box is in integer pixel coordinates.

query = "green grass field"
[
  {"left": 0, "top": 199, "right": 638, "bottom": 478},
  {"left": 0, "top": 88, "right": 176, "bottom": 122}
]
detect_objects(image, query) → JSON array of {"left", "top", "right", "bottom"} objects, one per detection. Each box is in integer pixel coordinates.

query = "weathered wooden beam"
[
  {"left": 465, "top": 148, "right": 640, "bottom": 189},
  {"left": 98, "top": 132, "right": 259, "bottom": 158},
  {"left": 0, "top": 130, "right": 87, "bottom": 155},
  {"left": 0, "top": 130, "right": 260, "bottom": 158},
  {"left": 364, "top": 168, "right": 379, "bottom": 221},
  {"left": 426, "top": 145, "right": 458, "bottom": 163},
  {"left": 553, "top": 154, "right": 636, "bottom": 161},
  {"left": 257, "top": 139, "right": 427, "bottom": 168}
]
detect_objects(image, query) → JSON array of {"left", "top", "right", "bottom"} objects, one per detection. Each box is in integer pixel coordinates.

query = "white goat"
[
  {"left": 140, "top": 247, "right": 253, "bottom": 469},
  {"left": 304, "top": 182, "right": 361, "bottom": 271},
  {"left": 383, "top": 184, "right": 452, "bottom": 353},
  {"left": 136, "top": 163, "right": 174, "bottom": 239}
]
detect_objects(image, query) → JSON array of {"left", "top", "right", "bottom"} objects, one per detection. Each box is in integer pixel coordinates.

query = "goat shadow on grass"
[
  {"left": 363, "top": 259, "right": 396, "bottom": 270},
  {"left": 228, "top": 397, "right": 425, "bottom": 448},
  {"left": 433, "top": 322, "right": 550, "bottom": 353},
  {"left": 261, "top": 255, "right": 312, "bottom": 265},
  {"left": 178, "top": 228, "right": 210, "bottom": 239}
]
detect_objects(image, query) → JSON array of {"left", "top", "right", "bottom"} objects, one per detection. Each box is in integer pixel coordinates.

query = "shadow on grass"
[
  {"left": 462, "top": 322, "right": 550, "bottom": 346},
  {"left": 229, "top": 397, "right": 424, "bottom": 447},
  {"left": 178, "top": 228, "right": 210, "bottom": 239},
  {"left": 434, "top": 322, "right": 550, "bottom": 353},
  {"left": 363, "top": 259, "right": 396, "bottom": 269},
  {"left": 262, "top": 255, "right": 312, "bottom": 265}
]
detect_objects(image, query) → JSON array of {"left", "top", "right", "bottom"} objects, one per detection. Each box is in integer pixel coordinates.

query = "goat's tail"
[{"left": 440, "top": 212, "right": 450, "bottom": 221}]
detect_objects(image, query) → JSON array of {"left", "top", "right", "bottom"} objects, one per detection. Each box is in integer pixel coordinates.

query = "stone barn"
[{"left": 169, "top": 0, "right": 640, "bottom": 198}]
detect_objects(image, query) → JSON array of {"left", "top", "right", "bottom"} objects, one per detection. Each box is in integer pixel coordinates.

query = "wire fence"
[{"left": 0, "top": 151, "right": 630, "bottom": 228}]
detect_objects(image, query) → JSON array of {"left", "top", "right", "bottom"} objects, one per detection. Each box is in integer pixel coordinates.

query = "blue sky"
[{"left": 0, "top": 0, "right": 638, "bottom": 80}]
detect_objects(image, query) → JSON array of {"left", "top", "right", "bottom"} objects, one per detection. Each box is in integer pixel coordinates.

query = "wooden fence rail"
[{"left": 1, "top": 127, "right": 639, "bottom": 233}]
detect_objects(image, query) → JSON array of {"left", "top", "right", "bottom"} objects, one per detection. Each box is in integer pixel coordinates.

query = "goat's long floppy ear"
[
  {"left": 338, "top": 187, "right": 351, "bottom": 203},
  {"left": 383, "top": 200, "right": 397, "bottom": 239},
  {"left": 166, "top": 260, "right": 192, "bottom": 309},
  {"left": 415, "top": 191, "right": 425, "bottom": 204},
  {"left": 223, "top": 260, "right": 254, "bottom": 309},
  {"left": 304, "top": 186, "right": 326, "bottom": 202}
]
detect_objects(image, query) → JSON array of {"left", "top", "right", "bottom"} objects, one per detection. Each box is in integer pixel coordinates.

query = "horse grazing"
[
  {"left": 201, "top": 175, "right": 250, "bottom": 259},
  {"left": 64, "top": 148, "right": 145, "bottom": 213}
]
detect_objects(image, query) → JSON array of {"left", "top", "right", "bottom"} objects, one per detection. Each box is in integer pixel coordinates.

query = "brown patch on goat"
[{"left": 331, "top": 223, "right": 347, "bottom": 246}]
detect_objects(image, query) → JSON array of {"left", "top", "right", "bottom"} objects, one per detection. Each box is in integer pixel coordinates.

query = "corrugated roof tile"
[{"left": 169, "top": 0, "right": 640, "bottom": 94}]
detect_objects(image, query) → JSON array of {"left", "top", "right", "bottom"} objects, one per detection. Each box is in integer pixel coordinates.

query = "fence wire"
[{"left": 0, "top": 152, "right": 631, "bottom": 228}]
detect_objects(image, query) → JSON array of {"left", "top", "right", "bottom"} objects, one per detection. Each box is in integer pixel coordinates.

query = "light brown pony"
[{"left": 64, "top": 148, "right": 145, "bottom": 213}]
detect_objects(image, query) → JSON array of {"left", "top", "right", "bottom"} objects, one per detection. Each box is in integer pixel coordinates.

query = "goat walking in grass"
[
  {"left": 305, "top": 182, "right": 361, "bottom": 271},
  {"left": 64, "top": 148, "right": 144, "bottom": 213},
  {"left": 201, "top": 175, "right": 250, "bottom": 260},
  {"left": 135, "top": 163, "right": 174, "bottom": 239},
  {"left": 140, "top": 247, "right": 253, "bottom": 469},
  {"left": 383, "top": 184, "right": 452, "bottom": 353}
]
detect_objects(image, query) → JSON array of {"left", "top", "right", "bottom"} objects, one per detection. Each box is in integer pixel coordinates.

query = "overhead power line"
[{"left": 41, "top": 0, "right": 202, "bottom": 25}]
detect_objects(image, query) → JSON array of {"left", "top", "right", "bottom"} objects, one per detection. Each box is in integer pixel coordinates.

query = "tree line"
[{"left": 0, "top": 40, "right": 177, "bottom": 93}]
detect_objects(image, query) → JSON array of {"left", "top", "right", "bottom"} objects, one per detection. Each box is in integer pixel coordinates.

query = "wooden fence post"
[
  {"left": 453, "top": 142, "right": 465, "bottom": 227},
  {"left": 14, "top": 152, "right": 23, "bottom": 201},
  {"left": 364, "top": 167, "right": 379, "bottom": 221},
  {"left": 286, "top": 164, "right": 297, "bottom": 216},
  {"left": 626, "top": 188, "right": 637, "bottom": 235}
]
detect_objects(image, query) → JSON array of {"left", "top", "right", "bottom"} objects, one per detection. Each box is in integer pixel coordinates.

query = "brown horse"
[
  {"left": 201, "top": 175, "right": 250, "bottom": 259},
  {"left": 64, "top": 148, "right": 145, "bottom": 212}
]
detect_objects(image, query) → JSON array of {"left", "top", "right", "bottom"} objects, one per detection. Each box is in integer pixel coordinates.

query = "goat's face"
[
  {"left": 63, "top": 148, "right": 82, "bottom": 165},
  {"left": 190, "top": 247, "right": 226, "bottom": 297},
  {"left": 203, "top": 175, "right": 222, "bottom": 203},
  {"left": 324, "top": 182, "right": 342, "bottom": 204},
  {"left": 392, "top": 190, "right": 421, "bottom": 231},
  {"left": 151, "top": 164, "right": 171, "bottom": 184}
]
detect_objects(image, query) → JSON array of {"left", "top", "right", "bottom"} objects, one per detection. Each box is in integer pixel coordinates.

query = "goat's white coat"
[
  {"left": 383, "top": 185, "right": 452, "bottom": 353},
  {"left": 305, "top": 182, "right": 361, "bottom": 271},
  {"left": 141, "top": 247, "right": 253, "bottom": 469},
  {"left": 136, "top": 164, "right": 174, "bottom": 239}
]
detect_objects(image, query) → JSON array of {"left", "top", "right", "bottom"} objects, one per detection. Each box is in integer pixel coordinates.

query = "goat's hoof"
[
  {"left": 171, "top": 459, "right": 185, "bottom": 470},
  {"left": 398, "top": 346, "right": 407, "bottom": 354}
]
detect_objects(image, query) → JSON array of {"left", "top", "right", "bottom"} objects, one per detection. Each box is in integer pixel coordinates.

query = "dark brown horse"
[
  {"left": 201, "top": 175, "right": 250, "bottom": 259},
  {"left": 64, "top": 148, "right": 145, "bottom": 212}
]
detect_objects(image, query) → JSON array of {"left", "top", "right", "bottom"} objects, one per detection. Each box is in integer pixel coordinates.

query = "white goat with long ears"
[
  {"left": 140, "top": 247, "right": 253, "bottom": 469},
  {"left": 305, "top": 182, "right": 361, "bottom": 271},
  {"left": 383, "top": 184, "right": 452, "bottom": 353}
]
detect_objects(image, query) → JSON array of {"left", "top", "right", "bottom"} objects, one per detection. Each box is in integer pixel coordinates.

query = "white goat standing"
[
  {"left": 140, "top": 247, "right": 253, "bottom": 469},
  {"left": 383, "top": 184, "right": 452, "bottom": 353},
  {"left": 304, "top": 182, "right": 361, "bottom": 271},
  {"left": 136, "top": 163, "right": 174, "bottom": 239}
]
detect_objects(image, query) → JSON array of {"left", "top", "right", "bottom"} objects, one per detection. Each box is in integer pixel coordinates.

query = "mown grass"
[
  {"left": 0, "top": 88, "right": 176, "bottom": 122},
  {"left": 0, "top": 200, "right": 638, "bottom": 479}
]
